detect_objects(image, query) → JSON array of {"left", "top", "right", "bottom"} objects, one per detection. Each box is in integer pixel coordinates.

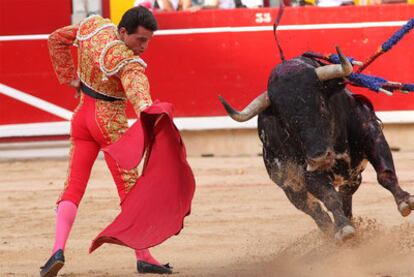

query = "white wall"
[{"left": 71, "top": 0, "right": 102, "bottom": 24}]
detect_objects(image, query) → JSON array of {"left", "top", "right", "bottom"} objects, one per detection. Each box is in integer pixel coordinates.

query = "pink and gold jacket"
[{"left": 48, "top": 15, "right": 152, "bottom": 115}]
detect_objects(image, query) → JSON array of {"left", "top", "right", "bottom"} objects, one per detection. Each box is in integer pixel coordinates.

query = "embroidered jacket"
[{"left": 48, "top": 15, "right": 152, "bottom": 113}]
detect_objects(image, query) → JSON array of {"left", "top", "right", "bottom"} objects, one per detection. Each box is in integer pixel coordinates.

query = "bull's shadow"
[{"left": 219, "top": 47, "right": 414, "bottom": 241}]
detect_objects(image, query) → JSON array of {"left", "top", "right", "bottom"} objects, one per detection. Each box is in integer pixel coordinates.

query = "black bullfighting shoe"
[
  {"left": 40, "top": 249, "right": 65, "bottom": 277},
  {"left": 137, "top": 260, "right": 173, "bottom": 274}
]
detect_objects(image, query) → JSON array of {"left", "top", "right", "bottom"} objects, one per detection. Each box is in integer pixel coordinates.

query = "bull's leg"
[
  {"left": 304, "top": 171, "right": 355, "bottom": 240},
  {"left": 261, "top": 146, "right": 335, "bottom": 234},
  {"left": 283, "top": 187, "right": 333, "bottom": 233},
  {"left": 364, "top": 123, "right": 414, "bottom": 216},
  {"left": 338, "top": 176, "right": 362, "bottom": 219},
  {"left": 373, "top": 165, "right": 413, "bottom": 216}
]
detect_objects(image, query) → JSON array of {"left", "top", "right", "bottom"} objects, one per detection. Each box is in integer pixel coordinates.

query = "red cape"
[{"left": 89, "top": 101, "right": 196, "bottom": 252}]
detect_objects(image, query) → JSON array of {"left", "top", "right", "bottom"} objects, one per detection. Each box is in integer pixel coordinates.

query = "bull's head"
[{"left": 219, "top": 46, "right": 353, "bottom": 171}]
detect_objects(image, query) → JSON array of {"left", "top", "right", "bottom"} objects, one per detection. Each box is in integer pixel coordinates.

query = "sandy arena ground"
[{"left": 0, "top": 152, "right": 413, "bottom": 277}]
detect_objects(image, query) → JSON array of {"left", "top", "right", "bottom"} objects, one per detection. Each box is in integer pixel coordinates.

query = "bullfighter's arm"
[
  {"left": 101, "top": 42, "right": 152, "bottom": 116},
  {"left": 119, "top": 63, "right": 152, "bottom": 116},
  {"left": 48, "top": 24, "right": 79, "bottom": 85}
]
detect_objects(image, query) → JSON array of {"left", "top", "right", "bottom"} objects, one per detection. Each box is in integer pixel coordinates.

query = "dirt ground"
[{"left": 0, "top": 151, "right": 413, "bottom": 277}]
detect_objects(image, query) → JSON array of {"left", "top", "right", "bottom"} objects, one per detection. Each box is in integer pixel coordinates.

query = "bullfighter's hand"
[{"left": 69, "top": 79, "right": 81, "bottom": 98}]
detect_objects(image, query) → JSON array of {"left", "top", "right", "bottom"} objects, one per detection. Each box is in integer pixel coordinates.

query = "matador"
[{"left": 40, "top": 6, "right": 195, "bottom": 277}]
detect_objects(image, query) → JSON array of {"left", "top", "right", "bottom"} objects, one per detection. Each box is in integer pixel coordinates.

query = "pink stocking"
[
  {"left": 135, "top": 248, "right": 161, "bottom": 265},
  {"left": 52, "top": 200, "right": 78, "bottom": 254}
]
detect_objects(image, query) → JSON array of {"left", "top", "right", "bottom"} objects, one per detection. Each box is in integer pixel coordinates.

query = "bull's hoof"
[
  {"left": 398, "top": 201, "right": 412, "bottom": 217},
  {"left": 409, "top": 195, "right": 414, "bottom": 210},
  {"left": 334, "top": 225, "right": 355, "bottom": 241}
]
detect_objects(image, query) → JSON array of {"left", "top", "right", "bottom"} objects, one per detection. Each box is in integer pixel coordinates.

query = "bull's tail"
[
  {"left": 219, "top": 92, "right": 270, "bottom": 122},
  {"left": 273, "top": 3, "right": 285, "bottom": 62}
]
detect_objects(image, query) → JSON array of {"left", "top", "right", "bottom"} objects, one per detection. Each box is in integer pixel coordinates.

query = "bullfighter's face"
[{"left": 119, "top": 26, "right": 154, "bottom": 56}]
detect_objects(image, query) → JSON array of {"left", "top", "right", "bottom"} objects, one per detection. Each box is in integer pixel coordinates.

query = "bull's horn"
[
  {"left": 315, "top": 46, "right": 353, "bottom": 81},
  {"left": 352, "top": 60, "right": 363, "bottom": 67},
  {"left": 219, "top": 92, "right": 270, "bottom": 122},
  {"left": 379, "top": 88, "right": 393, "bottom": 96}
]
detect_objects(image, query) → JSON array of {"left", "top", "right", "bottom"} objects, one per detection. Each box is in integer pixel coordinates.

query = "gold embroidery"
[
  {"left": 95, "top": 100, "right": 128, "bottom": 142},
  {"left": 119, "top": 168, "right": 138, "bottom": 193},
  {"left": 48, "top": 25, "right": 79, "bottom": 85},
  {"left": 77, "top": 15, "right": 116, "bottom": 41},
  {"left": 95, "top": 100, "right": 139, "bottom": 192},
  {"left": 77, "top": 27, "right": 125, "bottom": 99},
  {"left": 100, "top": 41, "right": 147, "bottom": 78},
  {"left": 121, "top": 63, "right": 152, "bottom": 115},
  {"left": 49, "top": 15, "right": 152, "bottom": 109}
]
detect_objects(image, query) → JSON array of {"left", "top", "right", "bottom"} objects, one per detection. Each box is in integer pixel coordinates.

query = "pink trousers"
[{"left": 58, "top": 93, "right": 138, "bottom": 206}]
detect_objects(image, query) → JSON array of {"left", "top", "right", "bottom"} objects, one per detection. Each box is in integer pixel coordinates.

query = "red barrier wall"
[
  {"left": 0, "top": 4, "right": 413, "bottom": 126},
  {"left": 0, "top": 0, "right": 72, "bottom": 35},
  {"left": 148, "top": 5, "right": 414, "bottom": 116}
]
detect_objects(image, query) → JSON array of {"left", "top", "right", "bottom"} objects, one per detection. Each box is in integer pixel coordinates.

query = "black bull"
[{"left": 219, "top": 49, "right": 414, "bottom": 240}]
